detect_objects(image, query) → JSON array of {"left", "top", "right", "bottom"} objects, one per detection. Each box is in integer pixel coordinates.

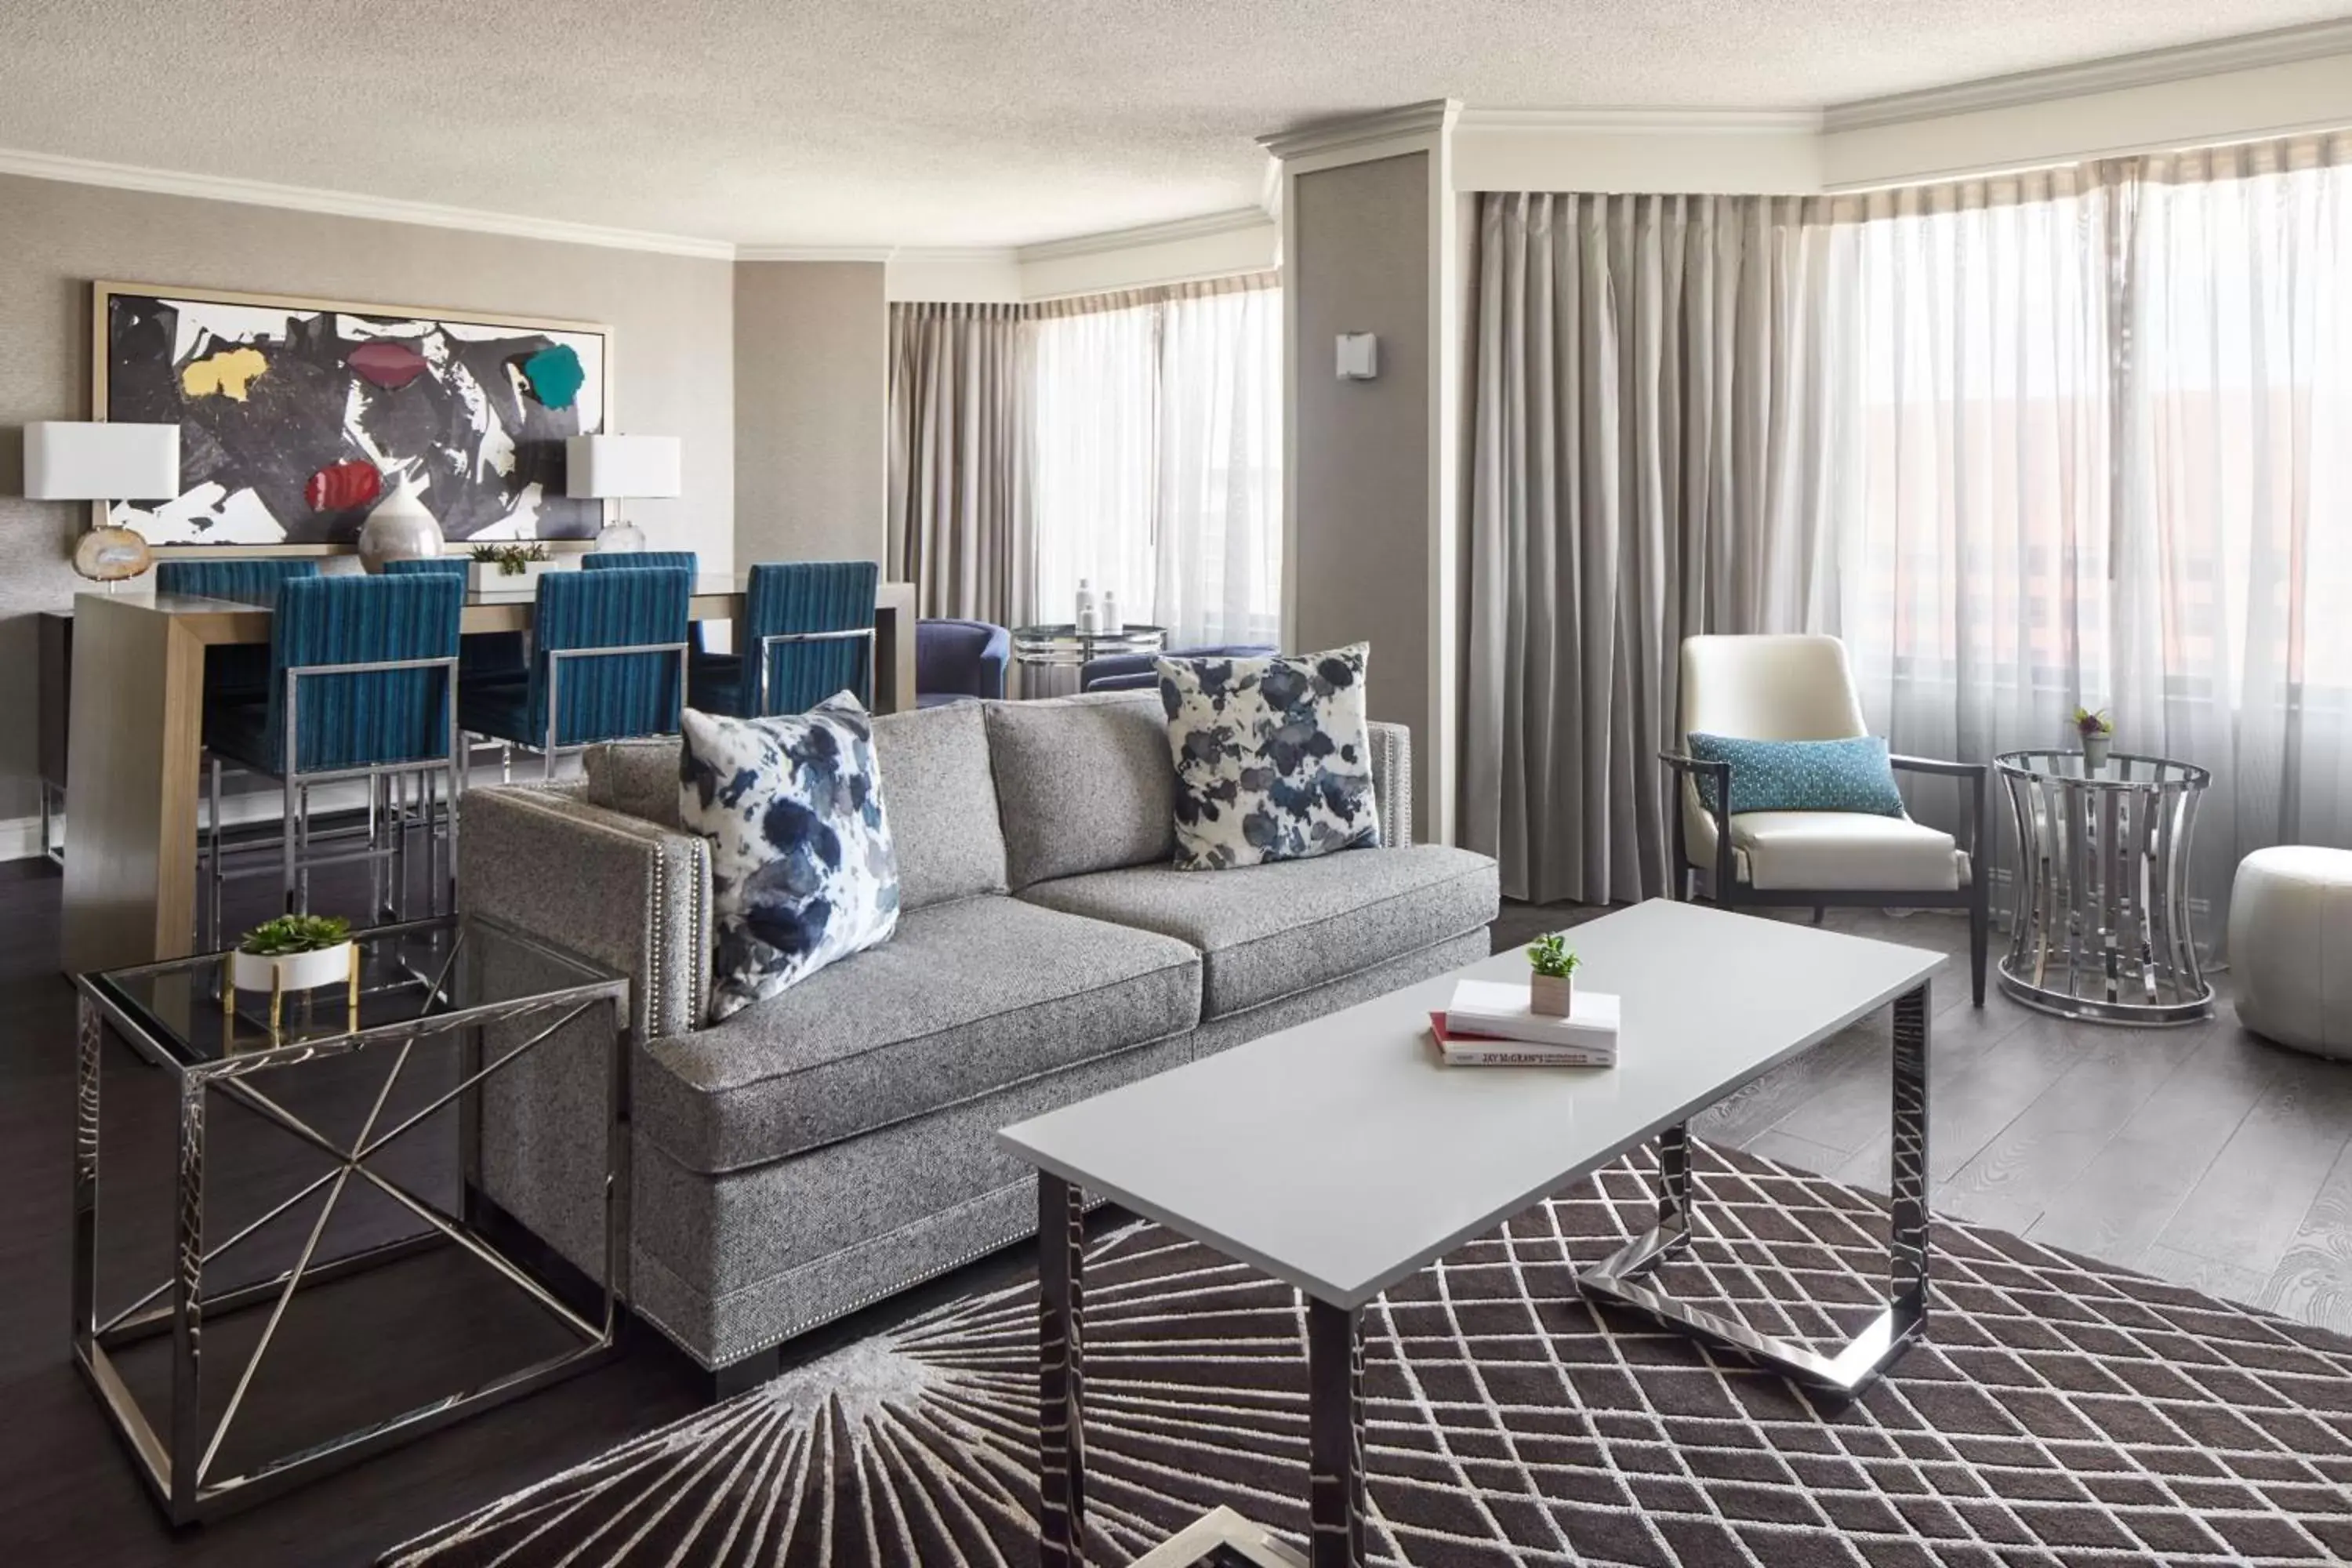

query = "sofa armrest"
[
  {"left": 459, "top": 783, "right": 712, "bottom": 1039},
  {"left": 1370, "top": 721, "right": 1413, "bottom": 849}
]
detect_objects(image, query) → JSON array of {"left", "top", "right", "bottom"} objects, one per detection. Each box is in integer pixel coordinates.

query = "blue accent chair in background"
[
  {"left": 459, "top": 567, "right": 692, "bottom": 778},
  {"left": 200, "top": 572, "right": 465, "bottom": 941},
  {"left": 689, "top": 561, "right": 878, "bottom": 717},
  {"left": 1081, "top": 643, "right": 1277, "bottom": 693},
  {"left": 914, "top": 619, "right": 1011, "bottom": 707}
]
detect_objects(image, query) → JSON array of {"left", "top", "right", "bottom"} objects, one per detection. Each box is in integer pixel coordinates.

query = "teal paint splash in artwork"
[{"left": 521, "top": 343, "right": 586, "bottom": 410}]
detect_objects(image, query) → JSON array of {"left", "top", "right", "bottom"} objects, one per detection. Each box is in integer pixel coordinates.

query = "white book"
[
  {"left": 1440, "top": 1042, "right": 1616, "bottom": 1069},
  {"left": 1445, "top": 980, "right": 1621, "bottom": 1052}
]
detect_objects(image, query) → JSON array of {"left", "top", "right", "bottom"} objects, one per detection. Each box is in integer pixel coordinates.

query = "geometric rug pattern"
[{"left": 385, "top": 1144, "right": 2352, "bottom": 1566}]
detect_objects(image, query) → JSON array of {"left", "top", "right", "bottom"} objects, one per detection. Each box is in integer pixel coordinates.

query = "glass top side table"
[
  {"left": 1994, "top": 749, "right": 2216, "bottom": 1026},
  {"left": 72, "top": 915, "right": 630, "bottom": 1523},
  {"left": 1009, "top": 622, "right": 1169, "bottom": 668}
]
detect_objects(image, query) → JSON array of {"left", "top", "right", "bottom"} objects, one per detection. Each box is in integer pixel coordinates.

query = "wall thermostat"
[{"left": 1336, "top": 332, "right": 1379, "bottom": 380}]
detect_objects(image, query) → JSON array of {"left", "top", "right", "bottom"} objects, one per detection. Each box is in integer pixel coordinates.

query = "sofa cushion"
[
  {"left": 635, "top": 895, "right": 1201, "bottom": 1174},
  {"left": 984, "top": 691, "right": 1177, "bottom": 889},
  {"left": 1697, "top": 809, "right": 1967, "bottom": 893},
  {"left": 1156, "top": 643, "right": 1381, "bottom": 869},
  {"left": 1018, "top": 844, "right": 1498, "bottom": 1018},
  {"left": 582, "top": 700, "right": 1009, "bottom": 913},
  {"left": 681, "top": 698, "right": 900, "bottom": 1022}
]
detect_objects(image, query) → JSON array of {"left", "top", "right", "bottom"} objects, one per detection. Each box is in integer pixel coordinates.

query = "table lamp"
[
  {"left": 24, "top": 421, "right": 181, "bottom": 588},
  {"left": 565, "top": 434, "right": 681, "bottom": 554}
]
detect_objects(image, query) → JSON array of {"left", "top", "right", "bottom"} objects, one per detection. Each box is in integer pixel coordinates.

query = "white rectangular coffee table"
[{"left": 999, "top": 897, "right": 1941, "bottom": 1568}]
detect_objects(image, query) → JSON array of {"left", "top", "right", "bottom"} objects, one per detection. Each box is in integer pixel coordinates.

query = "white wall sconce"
[{"left": 1336, "top": 333, "right": 1379, "bottom": 381}]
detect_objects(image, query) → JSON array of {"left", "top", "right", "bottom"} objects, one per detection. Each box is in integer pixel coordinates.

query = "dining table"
[{"left": 60, "top": 572, "right": 916, "bottom": 975}]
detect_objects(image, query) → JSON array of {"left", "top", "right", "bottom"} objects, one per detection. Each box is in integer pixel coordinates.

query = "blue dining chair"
[
  {"left": 157, "top": 558, "right": 321, "bottom": 703},
  {"left": 915, "top": 619, "right": 1010, "bottom": 707},
  {"left": 201, "top": 572, "right": 465, "bottom": 941},
  {"left": 688, "top": 561, "right": 877, "bottom": 717},
  {"left": 584, "top": 550, "right": 703, "bottom": 654},
  {"left": 383, "top": 556, "right": 528, "bottom": 677},
  {"left": 459, "top": 567, "right": 691, "bottom": 779}
]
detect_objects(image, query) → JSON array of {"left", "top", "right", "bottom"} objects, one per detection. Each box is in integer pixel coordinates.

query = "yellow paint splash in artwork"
[{"left": 182, "top": 345, "right": 270, "bottom": 401}]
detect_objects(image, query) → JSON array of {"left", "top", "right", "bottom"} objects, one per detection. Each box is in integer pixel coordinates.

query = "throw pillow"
[
  {"left": 679, "top": 694, "right": 899, "bottom": 1022},
  {"left": 1156, "top": 644, "right": 1380, "bottom": 870},
  {"left": 1684, "top": 732, "right": 1908, "bottom": 817}
]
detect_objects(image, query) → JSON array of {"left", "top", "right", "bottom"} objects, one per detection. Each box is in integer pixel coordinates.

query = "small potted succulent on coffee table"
[
  {"left": 2073, "top": 706, "right": 2114, "bottom": 772},
  {"left": 230, "top": 913, "right": 357, "bottom": 1033},
  {"left": 1526, "top": 933, "right": 1582, "bottom": 1018}
]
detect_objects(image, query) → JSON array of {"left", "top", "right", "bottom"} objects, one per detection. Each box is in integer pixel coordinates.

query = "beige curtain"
[
  {"left": 1462, "top": 192, "right": 1840, "bottom": 905},
  {"left": 887, "top": 302, "right": 1033, "bottom": 624}
]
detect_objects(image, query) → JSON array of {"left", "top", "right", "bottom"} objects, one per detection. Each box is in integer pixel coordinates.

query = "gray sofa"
[{"left": 458, "top": 690, "right": 1499, "bottom": 1388}]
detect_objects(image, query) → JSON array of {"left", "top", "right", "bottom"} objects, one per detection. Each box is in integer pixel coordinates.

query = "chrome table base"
[
  {"left": 1579, "top": 980, "right": 1933, "bottom": 1396},
  {"left": 1997, "top": 750, "right": 2216, "bottom": 1027},
  {"left": 71, "top": 962, "right": 626, "bottom": 1525}
]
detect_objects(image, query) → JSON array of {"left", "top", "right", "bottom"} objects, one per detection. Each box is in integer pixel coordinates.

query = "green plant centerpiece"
[
  {"left": 2073, "top": 705, "right": 2114, "bottom": 771},
  {"left": 230, "top": 913, "right": 356, "bottom": 1000},
  {"left": 1526, "top": 933, "right": 1581, "bottom": 1018},
  {"left": 470, "top": 541, "right": 553, "bottom": 577}
]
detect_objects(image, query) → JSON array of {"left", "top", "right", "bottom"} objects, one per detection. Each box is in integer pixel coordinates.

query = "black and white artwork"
[{"left": 99, "top": 285, "right": 610, "bottom": 546}]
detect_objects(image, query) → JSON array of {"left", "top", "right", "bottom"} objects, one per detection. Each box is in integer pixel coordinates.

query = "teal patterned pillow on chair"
[{"left": 1686, "top": 733, "right": 1907, "bottom": 817}]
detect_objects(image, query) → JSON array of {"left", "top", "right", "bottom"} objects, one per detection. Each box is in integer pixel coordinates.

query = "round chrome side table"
[
  {"left": 1994, "top": 750, "right": 2215, "bottom": 1026},
  {"left": 1010, "top": 623, "right": 1167, "bottom": 698}
]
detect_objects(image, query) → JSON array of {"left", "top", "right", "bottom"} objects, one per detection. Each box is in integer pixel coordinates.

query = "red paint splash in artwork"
[
  {"left": 307, "top": 460, "right": 384, "bottom": 512},
  {"left": 348, "top": 340, "right": 429, "bottom": 389}
]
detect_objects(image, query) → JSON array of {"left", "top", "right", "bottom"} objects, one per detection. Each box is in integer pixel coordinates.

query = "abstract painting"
[{"left": 96, "top": 282, "right": 612, "bottom": 546}]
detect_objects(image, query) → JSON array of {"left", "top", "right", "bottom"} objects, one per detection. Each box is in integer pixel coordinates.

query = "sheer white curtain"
[{"left": 1027, "top": 276, "right": 1282, "bottom": 647}]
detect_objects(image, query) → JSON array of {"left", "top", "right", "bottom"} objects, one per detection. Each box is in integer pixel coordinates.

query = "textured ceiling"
[{"left": 2, "top": 0, "right": 2348, "bottom": 248}]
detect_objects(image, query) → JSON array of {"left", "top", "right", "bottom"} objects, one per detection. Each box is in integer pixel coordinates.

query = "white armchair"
[{"left": 1661, "top": 634, "right": 1991, "bottom": 1006}]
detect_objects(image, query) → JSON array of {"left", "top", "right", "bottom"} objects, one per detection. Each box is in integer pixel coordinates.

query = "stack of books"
[{"left": 1430, "top": 978, "right": 1621, "bottom": 1067}]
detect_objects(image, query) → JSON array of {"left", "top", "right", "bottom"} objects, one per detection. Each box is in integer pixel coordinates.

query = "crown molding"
[
  {"left": 0, "top": 145, "right": 737, "bottom": 260},
  {"left": 1015, "top": 207, "right": 1272, "bottom": 263},
  {"left": 1258, "top": 99, "right": 1461, "bottom": 162},
  {"left": 734, "top": 244, "right": 899, "bottom": 263},
  {"left": 1457, "top": 107, "right": 1821, "bottom": 135},
  {"left": 1825, "top": 17, "right": 2352, "bottom": 132}
]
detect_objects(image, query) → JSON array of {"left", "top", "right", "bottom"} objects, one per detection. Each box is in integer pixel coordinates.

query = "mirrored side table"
[
  {"left": 1994, "top": 750, "right": 2215, "bottom": 1026},
  {"left": 71, "top": 915, "right": 628, "bottom": 1523},
  {"left": 1010, "top": 622, "right": 1167, "bottom": 698}
]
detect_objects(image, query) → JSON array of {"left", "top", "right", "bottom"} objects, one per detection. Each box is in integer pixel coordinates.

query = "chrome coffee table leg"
[{"left": 1579, "top": 979, "right": 1933, "bottom": 1395}]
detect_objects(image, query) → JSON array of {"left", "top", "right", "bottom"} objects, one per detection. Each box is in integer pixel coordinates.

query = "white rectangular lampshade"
[
  {"left": 565, "top": 434, "right": 681, "bottom": 499},
  {"left": 24, "top": 421, "right": 181, "bottom": 500}
]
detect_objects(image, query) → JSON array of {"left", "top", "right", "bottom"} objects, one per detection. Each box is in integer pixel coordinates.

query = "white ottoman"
[{"left": 2229, "top": 846, "right": 2352, "bottom": 1058}]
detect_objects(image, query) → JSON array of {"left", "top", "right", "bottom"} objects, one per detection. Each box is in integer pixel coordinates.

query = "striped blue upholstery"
[
  {"left": 158, "top": 559, "right": 322, "bottom": 703},
  {"left": 691, "top": 561, "right": 877, "bottom": 717},
  {"left": 205, "top": 574, "right": 463, "bottom": 776},
  {"left": 460, "top": 567, "right": 690, "bottom": 749},
  {"left": 586, "top": 550, "right": 703, "bottom": 654},
  {"left": 383, "top": 557, "right": 528, "bottom": 676}
]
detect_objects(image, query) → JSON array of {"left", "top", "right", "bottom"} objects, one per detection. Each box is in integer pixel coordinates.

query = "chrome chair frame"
[
  {"left": 205, "top": 654, "right": 463, "bottom": 949},
  {"left": 752, "top": 625, "right": 874, "bottom": 717},
  {"left": 495, "top": 639, "right": 691, "bottom": 782}
]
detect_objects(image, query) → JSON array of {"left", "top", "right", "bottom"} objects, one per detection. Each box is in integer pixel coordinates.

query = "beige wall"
[
  {"left": 1288, "top": 151, "right": 1435, "bottom": 837},
  {"left": 0, "top": 172, "right": 736, "bottom": 823},
  {"left": 732, "top": 261, "right": 887, "bottom": 566}
]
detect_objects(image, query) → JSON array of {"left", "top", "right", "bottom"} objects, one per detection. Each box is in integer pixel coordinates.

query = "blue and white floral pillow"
[
  {"left": 679, "top": 693, "right": 899, "bottom": 1022},
  {"left": 1155, "top": 644, "right": 1381, "bottom": 871}
]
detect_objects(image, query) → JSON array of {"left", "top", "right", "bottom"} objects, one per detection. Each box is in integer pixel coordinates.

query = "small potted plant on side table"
[
  {"left": 1526, "top": 933, "right": 1581, "bottom": 1018},
  {"left": 230, "top": 914, "right": 356, "bottom": 1034},
  {"left": 2073, "top": 706, "right": 2114, "bottom": 772}
]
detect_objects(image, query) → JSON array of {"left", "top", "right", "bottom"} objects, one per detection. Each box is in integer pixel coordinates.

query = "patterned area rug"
[{"left": 387, "top": 1145, "right": 2352, "bottom": 1566}]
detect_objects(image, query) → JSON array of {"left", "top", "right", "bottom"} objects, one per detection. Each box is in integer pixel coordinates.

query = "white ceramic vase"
[
  {"left": 2082, "top": 734, "right": 2112, "bottom": 771},
  {"left": 230, "top": 941, "right": 354, "bottom": 994},
  {"left": 358, "top": 477, "right": 445, "bottom": 573}
]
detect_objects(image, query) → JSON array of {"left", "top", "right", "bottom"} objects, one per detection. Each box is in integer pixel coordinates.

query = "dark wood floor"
[
  {"left": 1500, "top": 898, "right": 2352, "bottom": 1328},
  {"left": 6, "top": 860, "right": 2350, "bottom": 1565}
]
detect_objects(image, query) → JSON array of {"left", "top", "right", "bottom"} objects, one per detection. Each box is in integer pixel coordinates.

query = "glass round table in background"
[
  {"left": 1010, "top": 623, "right": 1167, "bottom": 698},
  {"left": 1994, "top": 749, "right": 2215, "bottom": 1026}
]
